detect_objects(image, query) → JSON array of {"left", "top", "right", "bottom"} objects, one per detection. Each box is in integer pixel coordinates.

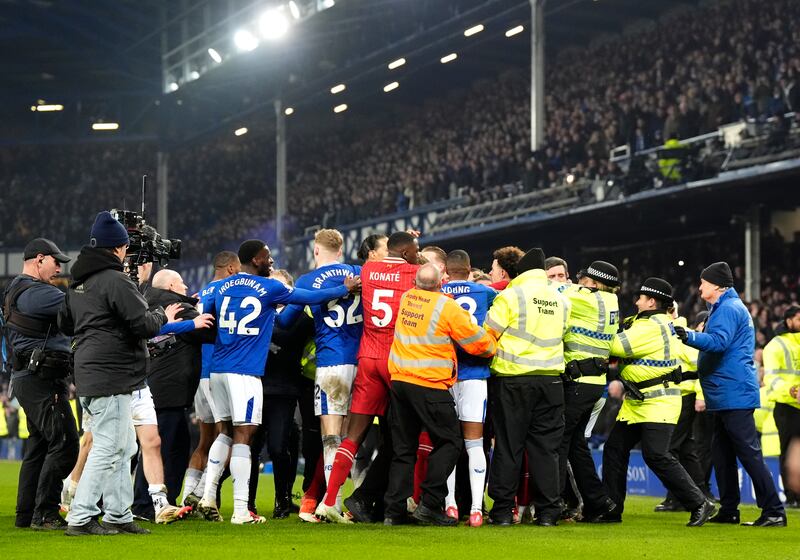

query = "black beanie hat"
[
  {"left": 90, "top": 211, "right": 129, "bottom": 249},
  {"left": 636, "top": 277, "right": 674, "bottom": 303},
  {"left": 700, "top": 261, "right": 734, "bottom": 288},
  {"left": 238, "top": 239, "right": 267, "bottom": 266},
  {"left": 517, "top": 248, "right": 546, "bottom": 274},
  {"left": 584, "top": 260, "right": 620, "bottom": 287}
]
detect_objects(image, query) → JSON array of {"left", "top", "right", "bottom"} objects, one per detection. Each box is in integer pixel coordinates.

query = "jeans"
[{"left": 67, "top": 394, "right": 137, "bottom": 526}]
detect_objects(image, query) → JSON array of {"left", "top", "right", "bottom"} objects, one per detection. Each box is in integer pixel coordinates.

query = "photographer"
[
  {"left": 132, "top": 269, "right": 216, "bottom": 520},
  {"left": 58, "top": 211, "right": 180, "bottom": 536},
  {"left": 4, "top": 238, "right": 79, "bottom": 530}
]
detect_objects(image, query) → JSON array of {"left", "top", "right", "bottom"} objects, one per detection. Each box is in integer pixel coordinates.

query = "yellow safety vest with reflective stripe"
[
  {"left": 0, "top": 405, "right": 8, "bottom": 437},
  {"left": 610, "top": 312, "right": 682, "bottom": 424},
  {"left": 560, "top": 284, "right": 619, "bottom": 385},
  {"left": 754, "top": 387, "right": 781, "bottom": 456},
  {"left": 17, "top": 405, "right": 29, "bottom": 439},
  {"left": 301, "top": 341, "right": 316, "bottom": 381},
  {"left": 763, "top": 332, "right": 800, "bottom": 410},
  {"left": 69, "top": 399, "right": 80, "bottom": 432},
  {"left": 673, "top": 317, "right": 700, "bottom": 396},
  {"left": 484, "top": 269, "right": 569, "bottom": 377},
  {"left": 658, "top": 138, "right": 683, "bottom": 180}
]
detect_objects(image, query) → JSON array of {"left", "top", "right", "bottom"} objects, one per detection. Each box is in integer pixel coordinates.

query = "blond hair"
[{"left": 314, "top": 229, "right": 343, "bottom": 253}]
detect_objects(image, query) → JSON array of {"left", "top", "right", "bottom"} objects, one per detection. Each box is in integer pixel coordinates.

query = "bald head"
[
  {"left": 415, "top": 263, "right": 442, "bottom": 292},
  {"left": 152, "top": 269, "right": 188, "bottom": 296}
]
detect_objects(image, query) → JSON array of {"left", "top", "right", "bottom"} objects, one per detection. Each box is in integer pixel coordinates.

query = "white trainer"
[
  {"left": 231, "top": 511, "right": 267, "bottom": 525},
  {"left": 315, "top": 502, "right": 353, "bottom": 524}
]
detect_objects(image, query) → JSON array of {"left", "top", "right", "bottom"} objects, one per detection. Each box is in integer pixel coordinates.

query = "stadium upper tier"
[{"left": 1, "top": 0, "right": 799, "bottom": 261}]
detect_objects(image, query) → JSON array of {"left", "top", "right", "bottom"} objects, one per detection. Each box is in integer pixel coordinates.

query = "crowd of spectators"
[{"left": 1, "top": 0, "right": 799, "bottom": 262}]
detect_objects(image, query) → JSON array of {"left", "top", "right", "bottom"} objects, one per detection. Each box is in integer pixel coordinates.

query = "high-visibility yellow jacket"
[
  {"left": 754, "top": 386, "right": 781, "bottom": 456},
  {"left": 389, "top": 288, "right": 496, "bottom": 390},
  {"left": 673, "top": 317, "right": 700, "bottom": 397},
  {"left": 763, "top": 331, "right": 800, "bottom": 410},
  {"left": 610, "top": 311, "right": 683, "bottom": 424},
  {"left": 484, "top": 269, "right": 570, "bottom": 377},
  {"left": 0, "top": 405, "right": 8, "bottom": 437},
  {"left": 658, "top": 138, "right": 683, "bottom": 181},
  {"left": 17, "top": 405, "right": 29, "bottom": 439},
  {"left": 560, "top": 284, "right": 619, "bottom": 385}
]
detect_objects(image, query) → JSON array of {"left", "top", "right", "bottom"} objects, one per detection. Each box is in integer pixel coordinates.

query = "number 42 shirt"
[{"left": 211, "top": 272, "right": 349, "bottom": 377}]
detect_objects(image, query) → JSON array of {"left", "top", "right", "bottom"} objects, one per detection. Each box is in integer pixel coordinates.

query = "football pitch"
[{"left": 0, "top": 460, "right": 796, "bottom": 559}]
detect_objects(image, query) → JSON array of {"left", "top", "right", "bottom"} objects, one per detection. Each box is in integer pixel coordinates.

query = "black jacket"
[
  {"left": 58, "top": 246, "right": 166, "bottom": 398},
  {"left": 145, "top": 287, "right": 215, "bottom": 409},
  {"left": 263, "top": 311, "right": 315, "bottom": 397}
]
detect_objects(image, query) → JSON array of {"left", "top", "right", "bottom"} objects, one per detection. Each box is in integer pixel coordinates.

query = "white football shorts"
[
  {"left": 210, "top": 372, "right": 263, "bottom": 425},
  {"left": 450, "top": 379, "right": 487, "bottom": 423},
  {"left": 314, "top": 364, "right": 357, "bottom": 416},
  {"left": 193, "top": 378, "right": 218, "bottom": 424},
  {"left": 131, "top": 385, "right": 158, "bottom": 426}
]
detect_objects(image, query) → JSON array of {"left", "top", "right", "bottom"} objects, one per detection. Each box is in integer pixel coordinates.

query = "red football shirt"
[{"left": 358, "top": 257, "right": 419, "bottom": 360}]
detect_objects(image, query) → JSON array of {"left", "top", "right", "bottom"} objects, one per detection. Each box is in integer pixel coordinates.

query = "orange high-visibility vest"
[{"left": 388, "top": 288, "right": 496, "bottom": 390}]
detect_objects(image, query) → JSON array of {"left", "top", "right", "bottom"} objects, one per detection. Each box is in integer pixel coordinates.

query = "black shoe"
[
  {"left": 487, "top": 514, "right": 513, "bottom": 526},
  {"left": 273, "top": 496, "right": 291, "bottom": 519},
  {"left": 65, "top": 519, "right": 119, "bottom": 536},
  {"left": 31, "top": 513, "right": 68, "bottom": 531},
  {"left": 102, "top": 521, "right": 151, "bottom": 534},
  {"left": 709, "top": 510, "right": 740, "bottom": 524},
  {"left": 586, "top": 512, "right": 622, "bottom": 523},
  {"left": 687, "top": 500, "right": 716, "bottom": 527},
  {"left": 580, "top": 497, "right": 617, "bottom": 522},
  {"left": 289, "top": 501, "right": 301, "bottom": 514},
  {"left": 412, "top": 502, "right": 457, "bottom": 526},
  {"left": 654, "top": 499, "right": 686, "bottom": 512},
  {"left": 344, "top": 496, "right": 374, "bottom": 524},
  {"left": 742, "top": 514, "right": 787, "bottom": 527},
  {"left": 535, "top": 515, "right": 558, "bottom": 527}
]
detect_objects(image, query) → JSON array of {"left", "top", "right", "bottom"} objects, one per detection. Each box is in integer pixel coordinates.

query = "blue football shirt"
[
  {"left": 441, "top": 280, "right": 497, "bottom": 380},
  {"left": 197, "top": 278, "right": 224, "bottom": 380}
]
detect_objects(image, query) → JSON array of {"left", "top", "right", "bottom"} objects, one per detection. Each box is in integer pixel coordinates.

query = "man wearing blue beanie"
[{"left": 58, "top": 211, "right": 180, "bottom": 536}]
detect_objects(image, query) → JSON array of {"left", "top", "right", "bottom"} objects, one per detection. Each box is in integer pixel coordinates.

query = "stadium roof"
[{"left": 0, "top": 0, "right": 701, "bottom": 145}]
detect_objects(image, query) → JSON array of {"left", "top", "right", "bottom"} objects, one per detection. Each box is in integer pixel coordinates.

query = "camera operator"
[
  {"left": 4, "top": 238, "right": 78, "bottom": 530},
  {"left": 132, "top": 269, "right": 216, "bottom": 520},
  {"left": 58, "top": 211, "right": 180, "bottom": 536}
]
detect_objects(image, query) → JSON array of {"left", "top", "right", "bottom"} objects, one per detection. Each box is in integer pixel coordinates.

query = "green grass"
[{"left": 0, "top": 460, "right": 796, "bottom": 559}]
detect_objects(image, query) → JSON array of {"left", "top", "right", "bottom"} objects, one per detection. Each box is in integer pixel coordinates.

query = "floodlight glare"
[
  {"left": 208, "top": 48, "right": 223, "bottom": 63},
  {"left": 333, "top": 103, "right": 348, "bottom": 113},
  {"left": 464, "top": 24, "right": 484, "bottom": 37},
  {"left": 440, "top": 53, "right": 458, "bottom": 64},
  {"left": 284, "top": 107, "right": 294, "bottom": 116},
  {"left": 92, "top": 122, "right": 119, "bottom": 131},
  {"left": 288, "top": 1, "right": 301, "bottom": 19},
  {"left": 168, "top": 82, "right": 179, "bottom": 92},
  {"left": 330, "top": 83, "right": 346, "bottom": 94},
  {"left": 322, "top": 0, "right": 335, "bottom": 9},
  {"left": 383, "top": 81, "right": 399, "bottom": 93},
  {"left": 505, "top": 25, "right": 524, "bottom": 37},
  {"left": 32, "top": 104, "right": 64, "bottom": 112},
  {"left": 235, "top": 127, "right": 248, "bottom": 136},
  {"left": 259, "top": 10, "right": 290, "bottom": 40},
  {"left": 234, "top": 29, "right": 259, "bottom": 52},
  {"left": 189, "top": 70, "right": 200, "bottom": 80},
  {"left": 388, "top": 57, "right": 406, "bottom": 70}
]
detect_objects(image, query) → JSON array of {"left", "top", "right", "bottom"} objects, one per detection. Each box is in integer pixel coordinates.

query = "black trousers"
[
  {"left": 13, "top": 374, "right": 79, "bottom": 527},
  {"left": 558, "top": 381, "right": 607, "bottom": 511},
  {"left": 384, "top": 381, "right": 462, "bottom": 519},
  {"left": 773, "top": 402, "right": 800, "bottom": 502},
  {"left": 693, "top": 409, "right": 714, "bottom": 490},
  {"left": 663, "top": 394, "right": 704, "bottom": 500},
  {"left": 602, "top": 420, "right": 705, "bottom": 516},
  {"left": 487, "top": 375, "right": 565, "bottom": 519},
  {"left": 712, "top": 409, "right": 784, "bottom": 516},
  {"left": 248, "top": 395, "right": 298, "bottom": 512},
  {"left": 132, "top": 407, "right": 191, "bottom": 518},
  {"left": 298, "top": 378, "right": 321, "bottom": 493}
]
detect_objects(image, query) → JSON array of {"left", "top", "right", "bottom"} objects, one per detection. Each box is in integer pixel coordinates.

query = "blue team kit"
[{"left": 441, "top": 280, "right": 497, "bottom": 380}]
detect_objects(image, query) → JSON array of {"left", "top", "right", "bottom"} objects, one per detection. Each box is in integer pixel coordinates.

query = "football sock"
[
  {"left": 465, "top": 438, "right": 486, "bottom": 513},
  {"left": 413, "top": 432, "right": 433, "bottom": 504},
  {"left": 304, "top": 455, "right": 326, "bottom": 501},
  {"left": 230, "top": 444, "right": 251, "bottom": 518},
  {"left": 181, "top": 468, "right": 202, "bottom": 503},
  {"left": 322, "top": 434, "right": 343, "bottom": 508},
  {"left": 445, "top": 467, "right": 457, "bottom": 509},
  {"left": 322, "top": 438, "right": 358, "bottom": 508},
  {"left": 202, "top": 433, "right": 232, "bottom": 504},
  {"left": 191, "top": 469, "right": 207, "bottom": 498},
  {"left": 149, "top": 484, "right": 169, "bottom": 514}
]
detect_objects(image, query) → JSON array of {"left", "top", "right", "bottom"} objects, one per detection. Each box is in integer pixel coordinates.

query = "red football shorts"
[{"left": 349, "top": 356, "right": 391, "bottom": 416}]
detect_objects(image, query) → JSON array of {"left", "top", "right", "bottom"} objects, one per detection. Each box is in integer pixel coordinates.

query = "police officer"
[
  {"left": 484, "top": 248, "right": 570, "bottom": 526},
  {"left": 557, "top": 260, "right": 620, "bottom": 521},
  {"left": 5, "top": 238, "right": 79, "bottom": 530},
  {"left": 601, "top": 278, "right": 714, "bottom": 526}
]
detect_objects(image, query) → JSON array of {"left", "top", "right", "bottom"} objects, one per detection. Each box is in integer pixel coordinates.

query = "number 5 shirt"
[
  {"left": 441, "top": 280, "right": 497, "bottom": 380},
  {"left": 211, "top": 272, "right": 349, "bottom": 377},
  {"left": 359, "top": 257, "right": 419, "bottom": 360}
]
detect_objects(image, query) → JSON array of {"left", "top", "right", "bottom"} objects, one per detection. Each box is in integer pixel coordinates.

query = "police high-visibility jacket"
[
  {"left": 610, "top": 310, "right": 682, "bottom": 424},
  {"left": 484, "top": 269, "right": 570, "bottom": 377},
  {"left": 560, "top": 284, "right": 619, "bottom": 385},
  {"left": 0, "top": 405, "right": 8, "bottom": 437},
  {"left": 389, "top": 288, "right": 496, "bottom": 390},
  {"left": 673, "top": 317, "right": 700, "bottom": 397},
  {"left": 763, "top": 329, "right": 800, "bottom": 410},
  {"left": 754, "top": 386, "right": 781, "bottom": 456}
]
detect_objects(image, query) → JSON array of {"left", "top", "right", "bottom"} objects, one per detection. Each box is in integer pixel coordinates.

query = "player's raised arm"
[{"left": 275, "top": 274, "right": 360, "bottom": 306}]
